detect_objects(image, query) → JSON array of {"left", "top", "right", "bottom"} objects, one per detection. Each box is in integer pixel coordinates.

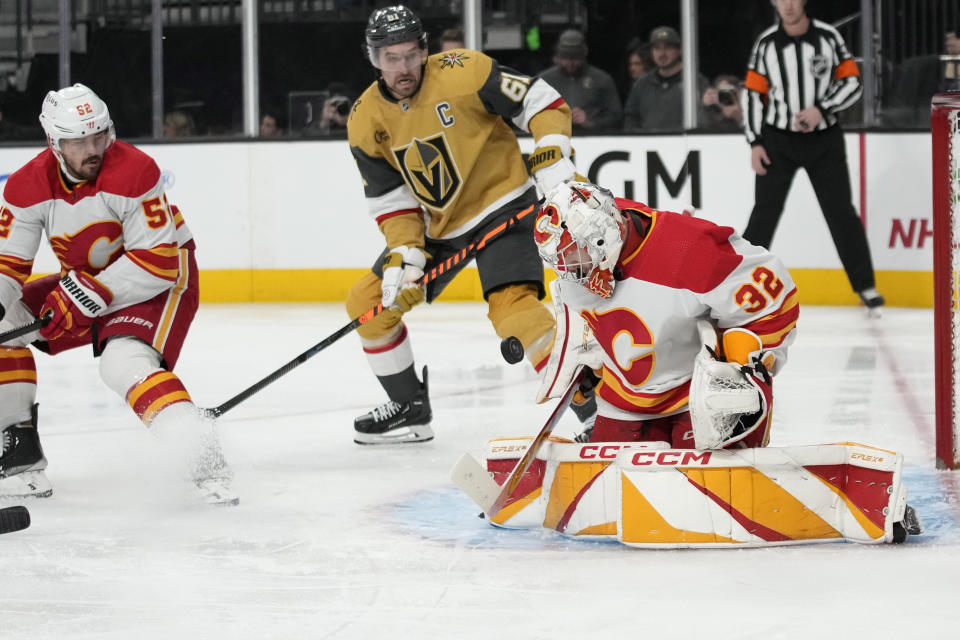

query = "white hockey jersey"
[
  {"left": 0, "top": 141, "right": 193, "bottom": 312},
  {"left": 557, "top": 198, "right": 799, "bottom": 421}
]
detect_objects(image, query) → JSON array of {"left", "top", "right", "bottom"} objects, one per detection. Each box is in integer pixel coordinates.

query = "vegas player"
[
  {"left": 534, "top": 180, "right": 798, "bottom": 449},
  {"left": 0, "top": 83, "right": 234, "bottom": 504},
  {"left": 345, "top": 5, "right": 590, "bottom": 444}
]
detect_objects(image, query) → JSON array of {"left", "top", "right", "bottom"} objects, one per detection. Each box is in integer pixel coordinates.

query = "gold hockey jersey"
[{"left": 348, "top": 49, "right": 570, "bottom": 243}]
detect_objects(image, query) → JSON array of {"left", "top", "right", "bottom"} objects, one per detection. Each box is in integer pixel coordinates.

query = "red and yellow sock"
[{"left": 126, "top": 371, "right": 192, "bottom": 426}]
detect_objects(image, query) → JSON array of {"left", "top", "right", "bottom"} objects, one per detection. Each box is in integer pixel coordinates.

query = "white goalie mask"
[
  {"left": 535, "top": 181, "right": 626, "bottom": 298},
  {"left": 39, "top": 83, "right": 115, "bottom": 156}
]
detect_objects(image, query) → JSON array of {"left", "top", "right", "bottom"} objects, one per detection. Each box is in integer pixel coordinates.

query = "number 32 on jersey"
[{"left": 736, "top": 266, "right": 784, "bottom": 313}]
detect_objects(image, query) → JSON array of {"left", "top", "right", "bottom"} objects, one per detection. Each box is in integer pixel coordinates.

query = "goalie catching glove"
[
  {"left": 39, "top": 270, "right": 113, "bottom": 341},
  {"left": 381, "top": 245, "right": 427, "bottom": 313},
  {"left": 527, "top": 134, "right": 585, "bottom": 197},
  {"left": 689, "top": 323, "right": 773, "bottom": 449}
]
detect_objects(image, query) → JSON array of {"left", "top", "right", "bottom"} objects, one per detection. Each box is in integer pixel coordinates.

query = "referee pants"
[{"left": 743, "top": 125, "right": 876, "bottom": 293}]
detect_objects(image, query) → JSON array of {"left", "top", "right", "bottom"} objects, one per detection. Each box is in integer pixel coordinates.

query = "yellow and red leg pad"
[
  {"left": 487, "top": 284, "right": 555, "bottom": 371},
  {"left": 126, "top": 371, "right": 192, "bottom": 426},
  {"left": 479, "top": 439, "right": 910, "bottom": 546},
  {"left": 0, "top": 347, "right": 37, "bottom": 426}
]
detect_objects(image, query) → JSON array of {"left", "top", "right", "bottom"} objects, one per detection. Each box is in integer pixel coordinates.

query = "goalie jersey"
[
  {"left": 561, "top": 199, "right": 799, "bottom": 421},
  {"left": 348, "top": 49, "right": 568, "bottom": 242},
  {"left": 0, "top": 141, "right": 193, "bottom": 312}
]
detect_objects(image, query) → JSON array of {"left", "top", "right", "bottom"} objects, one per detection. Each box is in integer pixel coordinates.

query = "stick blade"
[
  {"left": 450, "top": 453, "right": 499, "bottom": 514},
  {"left": 0, "top": 505, "right": 30, "bottom": 534}
]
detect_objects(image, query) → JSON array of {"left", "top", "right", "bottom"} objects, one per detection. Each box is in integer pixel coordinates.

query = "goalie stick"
[
  {"left": 450, "top": 366, "right": 586, "bottom": 517},
  {"left": 0, "top": 506, "right": 30, "bottom": 534},
  {"left": 203, "top": 204, "right": 537, "bottom": 419},
  {"left": 0, "top": 315, "right": 49, "bottom": 345}
]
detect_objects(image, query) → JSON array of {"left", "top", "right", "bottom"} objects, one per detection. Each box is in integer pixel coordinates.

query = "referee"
[{"left": 742, "top": 0, "right": 883, "bottom": 311}]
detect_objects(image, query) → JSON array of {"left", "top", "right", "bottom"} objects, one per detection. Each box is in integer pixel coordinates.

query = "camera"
[
  {"left": 717, "top": 88, "right": 738, "bottom": 107},
  {"left": 329, "top": 96, "right": 351, "bottom": 116}
]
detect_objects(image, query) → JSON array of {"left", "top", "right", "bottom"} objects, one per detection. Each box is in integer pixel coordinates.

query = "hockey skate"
[
  {"left": 858, "top": 287, "right": 885, "bottom": 318},
  {"left": 354, "top": 366, "right": 434, "bottom": 445},
  {"left": 0, "top": 406, "right": 52, "bottom": 499},
  {"left": 152, "top": 402, "right": 238, "bottom": 506},
  {"left": 892, "top": 504, "right": 923, "bottom": 543},
  {"left": 190, "top": 431, "right": 238, "bottom": 507}
]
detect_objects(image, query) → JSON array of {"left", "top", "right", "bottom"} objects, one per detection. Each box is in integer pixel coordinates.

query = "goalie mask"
[
  {"left": 535, "top": 181, "right": 626, "bottom": 298},
  {"left": 39, "top": 83, "right": 115, "bottom": 175},
  {"left": 364, "top": 5, "right": 427, "bottom": 69}
]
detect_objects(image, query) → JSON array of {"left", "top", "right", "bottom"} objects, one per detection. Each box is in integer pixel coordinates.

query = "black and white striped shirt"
[{"left": 743, "top": 18, "right": 862, "bottom": 144}]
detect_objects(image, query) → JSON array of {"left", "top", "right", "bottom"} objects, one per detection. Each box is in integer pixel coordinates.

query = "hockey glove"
[
  {"left": 688, "top": 323, "right": 771, "bottom": 449},
  {"left": 527, "top": 134, "right": 583, "bottom": 197},
  {"left": 381, "top": 246, "right": 426, "bottom": 313},
  {"left": 39, "top": 270, "right": 112, "bottom": 341}
]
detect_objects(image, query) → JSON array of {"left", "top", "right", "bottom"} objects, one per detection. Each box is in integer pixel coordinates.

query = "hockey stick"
[
  {"left": 450, "top": 366, "right": 585, "bottom": 517},
  {"left": 0, "top": 315, "right": 49, "bottom": 345},
  {"left": 0, "top": 505, "right": 30, "bottom": 534},
  {"left": 203, "top": 203, "right": 538, "bottom": 419}
]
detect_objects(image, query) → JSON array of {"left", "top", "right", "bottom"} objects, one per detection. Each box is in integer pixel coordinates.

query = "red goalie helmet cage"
[{"left": 932, "top": 93, "right": 960, "bottom": 469}]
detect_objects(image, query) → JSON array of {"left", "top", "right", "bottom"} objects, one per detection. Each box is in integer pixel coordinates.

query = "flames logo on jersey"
[
  {"left": 49, "top": 220, "right": 124, "bottom": 274},
  {"left": 393, "top": 133, "right": 462, "bottom": 210},
  {"left": 583, "top": 307, "right": 655, "bottom": 387}
]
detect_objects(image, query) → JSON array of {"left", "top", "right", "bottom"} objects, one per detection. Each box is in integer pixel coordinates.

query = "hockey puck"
[
  {"left": 500, "top": 336, "right": 524, "bottom": 364},
  {"left": 0, "top": 505, "right": 30, "bottom": 534}
]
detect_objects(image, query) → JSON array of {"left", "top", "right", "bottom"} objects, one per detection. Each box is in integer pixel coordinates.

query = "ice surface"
[{"left": 1, "top": 303, "right": 957, "bottom": 639}]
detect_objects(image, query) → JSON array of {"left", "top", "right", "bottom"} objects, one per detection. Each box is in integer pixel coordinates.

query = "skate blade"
[
  {"left": 195, "top": 479, "right": 239, "bottom": 506},
  {"left": 354, "top": 423, "right": 435, "bottom": 445},
  {"left": 865, "top": 306, "right": 883, "bottom": 319},
  {"left": 0, "top": 471, "right": 52, "bottom": 499}
]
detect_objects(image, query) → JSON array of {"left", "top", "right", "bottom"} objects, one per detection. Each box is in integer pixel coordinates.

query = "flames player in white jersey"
[
  {"left": 0, "top": 84, "right": 235, "bottom": 505},
  {"left": 535, "top": 181, "right": 799, "bottom": 449},
  {"left": 346, "top": 5, "right": 587, "bottom": 444}
]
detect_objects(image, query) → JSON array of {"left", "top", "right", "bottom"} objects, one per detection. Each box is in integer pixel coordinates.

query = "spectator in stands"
[
  {"left": 885, "top": 29, "right": 960, "bottom": 126},
  {"left": 163, "top": 110, "right": 195, "bottom": 138},
  {"left": 303, "top": 82, "right": 354, "bottom": 136},
  {"left": 439, "top": 27, "right": 465, "bottom": 51},
  {"left": 623, "top": 26, "right": 709, "bottom": 131},
  {"left": 942, "top": 30, "right": 960, "bottom": 91},
  {"left": 628, "top": 43, "right": 653, "bottom": 81},
  {"left": 701, "top": 74, "right": 744, "bottom": 132},
  {"left": 259, "top": 111, "right": 285, "bottom": 138},
  {"left": 539, "top": 29, "right": 622, "bottom": 133}
]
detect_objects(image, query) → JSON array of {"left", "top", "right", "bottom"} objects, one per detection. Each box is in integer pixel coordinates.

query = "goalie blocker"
[{"left": 460, "top": 437, "right": 921, "bottom": 547}]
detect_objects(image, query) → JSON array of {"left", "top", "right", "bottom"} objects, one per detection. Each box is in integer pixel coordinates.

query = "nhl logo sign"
[{"left": 809, "top": 54, "right": 829, "bottom": 78}]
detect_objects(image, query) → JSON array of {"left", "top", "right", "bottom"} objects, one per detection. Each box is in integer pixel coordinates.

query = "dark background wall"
[{"left": 2, "top": 0, "right": 864, "bottom": 139}]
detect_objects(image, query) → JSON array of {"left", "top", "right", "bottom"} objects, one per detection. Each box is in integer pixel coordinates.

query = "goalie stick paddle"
[
  {"left": 0, "top": 315, "right": 49, "bottom": 345},
  {"left": 451, "top": 366, "right": 585, "bottom": 517},
  {"left": 203, "top": 204, "right": 537, "bottom": 419},
  {"left": 0, "top": 505, "right": 30, "bottom": 534}
]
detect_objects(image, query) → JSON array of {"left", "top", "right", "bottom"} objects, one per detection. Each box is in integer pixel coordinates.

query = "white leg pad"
[
  {"left": 470, "top": 440, "right": 911, "bottom": 546},
  {"left": 98, "top": 336, "right": 163, "bottom": 398}
]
